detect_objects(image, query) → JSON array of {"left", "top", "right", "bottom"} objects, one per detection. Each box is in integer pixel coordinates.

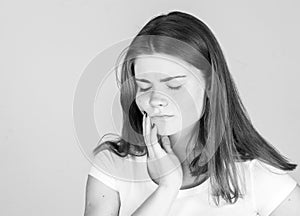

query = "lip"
[{"left": 151, "top": 115, "right": 174, "bottom": 119}]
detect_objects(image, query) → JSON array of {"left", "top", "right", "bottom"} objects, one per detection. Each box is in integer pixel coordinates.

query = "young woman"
[{"left": 84, "top": 11, "right": 300, "bottom": 216}]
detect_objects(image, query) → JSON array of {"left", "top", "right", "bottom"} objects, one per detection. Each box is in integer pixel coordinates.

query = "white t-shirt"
[{"left": 88, "top": 149, "right": 297, "bottom": 216}]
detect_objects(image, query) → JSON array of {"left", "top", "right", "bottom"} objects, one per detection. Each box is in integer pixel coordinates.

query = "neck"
[{"left": 167, "top": 121, "right": 201, "bottom": 170}]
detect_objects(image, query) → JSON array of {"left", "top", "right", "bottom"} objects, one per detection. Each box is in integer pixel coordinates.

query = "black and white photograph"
[{"left": 1, "top": 1, "right": 300, "bottom": 216}]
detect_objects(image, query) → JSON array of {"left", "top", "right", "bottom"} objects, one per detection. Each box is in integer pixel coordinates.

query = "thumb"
[{"left": 160, "top": 135, "right": 173, "bottom": 153}]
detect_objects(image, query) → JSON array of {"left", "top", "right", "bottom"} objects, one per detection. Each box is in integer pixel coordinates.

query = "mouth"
[{"left": 151, "top": 115, "right": 174, "bottom": 120}]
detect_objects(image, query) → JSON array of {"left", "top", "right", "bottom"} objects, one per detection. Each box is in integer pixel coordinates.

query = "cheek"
[
  {"left": 135, "top": 94, "right": 144, "bottom": 109},
  {"left": 174, "top": 86, "right": 205, "bottom": 121}
]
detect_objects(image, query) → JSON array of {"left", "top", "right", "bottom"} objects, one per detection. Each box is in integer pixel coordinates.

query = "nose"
[{"left": 149, "top": 90, "right": 168, "bottom": 107}]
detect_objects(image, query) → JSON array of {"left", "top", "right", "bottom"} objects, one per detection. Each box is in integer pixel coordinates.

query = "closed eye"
[{"left": 138, "top": 85, "right": 182, "bottom": 92}]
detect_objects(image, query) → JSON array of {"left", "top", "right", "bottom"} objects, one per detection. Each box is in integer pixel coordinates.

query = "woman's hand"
[{"left": 142, "top": 111, "right": 183, "bottom": 189}]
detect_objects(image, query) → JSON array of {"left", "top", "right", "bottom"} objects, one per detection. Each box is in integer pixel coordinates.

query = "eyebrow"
[{"left": 135, "top": 75, "right": 187, "bottom": 83}]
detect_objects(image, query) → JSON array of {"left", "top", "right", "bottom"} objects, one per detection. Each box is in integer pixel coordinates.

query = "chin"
[{"left": 156, "top": 125, "right": 179, "bottom": 136}]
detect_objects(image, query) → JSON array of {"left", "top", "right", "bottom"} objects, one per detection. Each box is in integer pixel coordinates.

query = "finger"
[
  {"left": 160, "top": 135, "right": 173, "bottom": 153},
  {"left": 149, "top": 118, "right": 158, "bottom": 146},
  {"left": 145, "top": 112, "right": 151, "bottom": 143},
  {"left": 147, "top": 115, "right": 165, "bottom": 159},
  {"left": 142, "top": 112, "right": 145, "bottom": 137},
  {"left": 143, "top": 112, "right": 155, "bottom": 159},
  {"left": 142, "top": 112, "right": 147, "bottom": 140},
  {"left": 150, "top": 123, "right": 167, "bottom": 159}
]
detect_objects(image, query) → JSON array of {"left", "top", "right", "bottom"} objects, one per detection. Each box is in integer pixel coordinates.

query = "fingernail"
[{"left": 152, "top": 122, "right": 155, "bottom": 128}]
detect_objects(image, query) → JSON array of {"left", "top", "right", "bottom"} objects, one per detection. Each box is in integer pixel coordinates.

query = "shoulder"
[
  {"left": 249, "top": 159, "right": 297, "bottom": 186},
  {"left": 234, "top": 158, "right": 297, "bottom": 179},
  {"left": 90, "top": 149, "right": 148, "bottom": 187},
  {"left": 247, "top": 159, "right": 298, "bottom": 216},
  {"left": 92, "top": 149, "right": 131, "bottom": 170},
  {"left": 94, "top": 149, "right": 121, "bottom": 162}
]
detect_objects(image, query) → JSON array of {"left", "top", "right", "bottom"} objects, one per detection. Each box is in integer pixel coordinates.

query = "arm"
[
  {"left": 131, "top": 185, "right": 180, "bottom": 216},
  {"left": 270, "top": 184, "right": 300, "bottom": 216},
  {"left": 84, "top": 175, "right": 120, "bottom": 216}
]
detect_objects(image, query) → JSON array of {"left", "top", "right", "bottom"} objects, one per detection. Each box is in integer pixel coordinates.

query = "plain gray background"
[{"left": 1, "top": 0, "right": 299, "bottom": 215}]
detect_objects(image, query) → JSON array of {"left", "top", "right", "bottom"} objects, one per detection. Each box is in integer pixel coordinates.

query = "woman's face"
[{"left": 134, "top": 53, "right": 206, "bottom": 136}]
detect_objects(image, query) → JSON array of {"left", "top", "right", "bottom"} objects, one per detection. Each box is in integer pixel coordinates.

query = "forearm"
[{"left": 131, "top": 186, "right": 179, "bottom": 216}]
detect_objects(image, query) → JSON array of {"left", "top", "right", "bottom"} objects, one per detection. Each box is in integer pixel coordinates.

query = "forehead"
[{"left": 134, "top": 53, "right": 199, "bottom": 78}]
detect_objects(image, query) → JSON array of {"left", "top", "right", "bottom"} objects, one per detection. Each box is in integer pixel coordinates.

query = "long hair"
[{"left": 92, "top": 11, "right": 297, "bottom": 205}]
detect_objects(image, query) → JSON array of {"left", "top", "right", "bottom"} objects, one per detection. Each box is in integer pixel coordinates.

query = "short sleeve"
[
  {"left": 88, "top": 149, "right": 119, "bottom": 191},
  {"left": 250, "top": 159, "right": 297, "bottom": 216}
]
